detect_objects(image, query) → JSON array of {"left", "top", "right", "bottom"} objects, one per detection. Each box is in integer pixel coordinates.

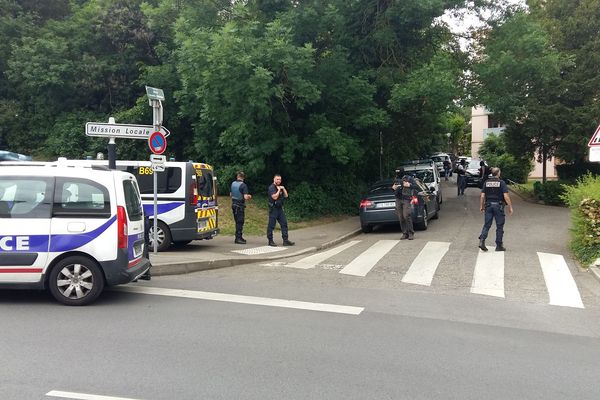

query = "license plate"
[
  {"left": 133, "top": 242, "right": 143, "bottom": 258},
  {"left": 377, "top": 202, "right": 396, "bottom": 208},
  {"left": 197, "top": 219, "right": 207, "bottom": 230}
]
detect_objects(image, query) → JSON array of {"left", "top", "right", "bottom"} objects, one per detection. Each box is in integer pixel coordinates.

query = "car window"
[
  {"left": 0, "top": 177, "right": 52, "bottom": 218},
  {"left": 123, "top": 179, "right": 143, "bottom": 221},
  {"left": 53, "top": 178, "right": 110, "bottom": 217},
  {"left": 412, "top": 169, "right": 434, "bottom": 183}
]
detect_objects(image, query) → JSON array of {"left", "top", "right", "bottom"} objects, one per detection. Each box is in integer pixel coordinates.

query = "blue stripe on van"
[
  {"left": 49, "top": 216, "right": 117, "bottom": 252},
  {"left": 142, "top": 202, "right": 183, "bottom": 217}
]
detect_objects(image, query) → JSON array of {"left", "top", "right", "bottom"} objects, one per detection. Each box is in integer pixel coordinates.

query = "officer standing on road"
[
  {"left": 478, "top": 167, "right": 514, "bottom": 252},
  {"left": 267, "top": 174, "right": 294, "bottom": 247},
  {"left": 392, "top": 167, "right": 418, "bottom": 240},
  {"left": 479, "top": 160, "right": 491, "bottom": 189},
  {"left": 230, "top": 171, "right": 252, "bottom": 244},
  {"left": 457, "top": 158, "right": 467, "bottom": 195},
  {"left": 443, "top": 157, "right": 451, "bottom": 181}
]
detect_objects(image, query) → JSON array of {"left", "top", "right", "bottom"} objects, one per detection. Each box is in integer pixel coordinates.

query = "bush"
[
  {"left": 561, "top": 174, "right": 600, "bottom": 266},
  {"left": 533, "top": 180, "right": 567, "bottom": 205},
  {"left": 284, "top": 179, "right": 367, "bottom": 221},
  {"left": 556, "top": 162, "right": 600, "bottom": 182}
]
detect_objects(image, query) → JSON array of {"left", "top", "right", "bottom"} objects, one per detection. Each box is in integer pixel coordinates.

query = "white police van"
[{"left": 0, "top": 161, "right": 151, "bottom": 305}]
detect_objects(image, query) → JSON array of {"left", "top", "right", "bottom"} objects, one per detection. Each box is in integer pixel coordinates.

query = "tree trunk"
[{"left": 542, "top": 145, "right": 547, "bottom": 183}]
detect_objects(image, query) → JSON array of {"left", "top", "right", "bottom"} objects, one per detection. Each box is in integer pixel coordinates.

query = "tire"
[
  {"left": 361, "top": 224, "right": 373, "bottom": 233},
  {"left": 149, "top": 221, "right": 172, "bottom": 252},
  {"left": 416, "top": 208, "right": 428, "bottom": 230},
  {"left": 48, "top": 256, "right": 105, "bottom": 306}
]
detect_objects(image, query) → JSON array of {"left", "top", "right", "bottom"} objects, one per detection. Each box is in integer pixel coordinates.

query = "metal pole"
[
  {"left": 151, "top": 99, "right": 162, "bottom": 254},
  {"left": 379, "top": 131, "right": 383, "bottom": 181},
  {"left": 108, "top": 117, "right": 117, "bottom": 169}
]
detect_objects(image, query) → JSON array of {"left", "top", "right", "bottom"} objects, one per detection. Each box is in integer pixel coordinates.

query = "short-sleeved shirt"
[
  {"left": 268, "top": 183, "right": 284, "bottom": 207},
  {"left": 231, "top": 180, "right": 249, "bottom": 205}
]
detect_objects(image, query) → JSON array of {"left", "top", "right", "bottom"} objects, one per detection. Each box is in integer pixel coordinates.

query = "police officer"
[
  {"left": 266, "top": 174, "right": 294, "bottom": 247},
  {"left": 478, "top": 167, "right": 514, "bottom": 252},
  {"left": 392, "top": 167, "right": 418, "bottom": 240},
  {"left": 457, "top": 158, "right": 467, "bottom": 195},
  {"left": 479, "top": 160, "right": 490, "bottom": 189},
  {"left": 230, "top": 171, "right": 252, "bottom": 244}
]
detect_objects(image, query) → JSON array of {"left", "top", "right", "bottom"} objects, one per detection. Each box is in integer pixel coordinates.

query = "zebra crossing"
[{"left": 262, "top": 239, "right": 586, "bottom": 309}]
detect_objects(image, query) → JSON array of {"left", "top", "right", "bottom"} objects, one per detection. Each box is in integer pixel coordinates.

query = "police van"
[
  {"left": 46, "top": 159, "right": 219, "bottom": 251},
  {"left": 0, "top": 161, "right": 151, "bottom": 305}
]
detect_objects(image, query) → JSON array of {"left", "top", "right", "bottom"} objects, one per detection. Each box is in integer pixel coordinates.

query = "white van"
[{"left": 0, "top": 162, "right": 151, "bottom": 305}]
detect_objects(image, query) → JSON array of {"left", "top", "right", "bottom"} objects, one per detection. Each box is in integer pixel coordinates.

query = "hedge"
[{"left": 561, "top": 174, "right": 600, "bottom": 266}]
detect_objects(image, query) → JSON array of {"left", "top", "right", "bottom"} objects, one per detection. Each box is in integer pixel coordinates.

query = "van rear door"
[{"left": 0, "top": 176, "right": 53, "bottom": 283}]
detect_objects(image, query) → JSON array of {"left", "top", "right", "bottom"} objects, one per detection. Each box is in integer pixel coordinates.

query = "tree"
[{"left": 471, "top": 12, "right": 573, "bottom": 182}]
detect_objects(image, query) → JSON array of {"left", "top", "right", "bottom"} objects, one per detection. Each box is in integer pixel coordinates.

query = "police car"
[{"left": 0, "top": 161, "right": 151, "bottom": 305}]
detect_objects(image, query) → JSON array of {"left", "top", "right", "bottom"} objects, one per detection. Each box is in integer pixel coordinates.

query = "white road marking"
[
  {"left": 402, "top": 241, "right": 451, "bottom": 286},
  {"left": 46, "top": 391, "right": 141, "bottom": 400},
  {"left": 537, "top": 252, "right": 584, "bottom": 309},
  {"left": 232, "top": 246, "right": 288, "bottom": 255},
  {"left": 339, "top": 240, "right": 399, "bottom": 277},
  {"left": 116, "top": 286, "right": 364, "bottom": 315},
  {"left": 287, "top": 240, "right": 361, "bottom": 269},
  {"left": 471, "top": 251, "right": 505, "bottom": 298}
]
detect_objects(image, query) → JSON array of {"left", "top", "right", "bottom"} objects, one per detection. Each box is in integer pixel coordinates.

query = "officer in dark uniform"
[
  {"left": 457, "top": 158, "right": 467, "bottom": 195},
  {"left": 478, "top": 167, "right": 514, "bottom": 251},
  {"left": 479, "top": 160, "right": 490, "bottom": 189},
  {"left": 392, "top": 167, "right": 418, "bottom": 240},
  {"left": 230, "top": 171, "right": 252, "bottom": 244},
  {"left": 267, "top": 174, "right": 294, "bottom": 247}
]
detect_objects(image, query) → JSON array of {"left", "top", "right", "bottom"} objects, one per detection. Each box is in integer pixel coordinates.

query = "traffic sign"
[
  {"left": 146, "top": 86, "right": 165, "bottom": 101},
  {"left": 150, "top": 154, "right": 166, "bottom": 172},
  {"left": 85, "top": 122, "right": 170, "bottom": 139},
  {"left": 588, "top": 124, "right": 600, "bottom": 146},
  {"left": 148, "top": 131, "right": 167, "bottom": 155},
  {"left": 590, "top": 147, "right": 600, "bottom": 162}
]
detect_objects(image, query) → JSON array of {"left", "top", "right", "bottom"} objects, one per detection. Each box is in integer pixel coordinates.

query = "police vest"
[
  {"left": 231, "top": 181, "right": 244, "bottom": 201},
  {"left": 483, "top": 178, "right": 502, "bottom": 202}
]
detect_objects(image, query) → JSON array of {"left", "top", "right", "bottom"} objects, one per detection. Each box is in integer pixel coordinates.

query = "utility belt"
[
  {"left": 485, "top": 201, "right": 504, "bottom": 208},
  {"left": 232, "top": 200, "right": 245, "bottom": 209}
]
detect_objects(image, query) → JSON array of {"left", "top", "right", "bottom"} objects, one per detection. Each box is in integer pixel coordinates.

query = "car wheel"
[
  {"left": 149, "top": 221, "right": 172, "bottom": 252},
  {"left": 48, "top": 256, "right": 105, "bottom": 306},
  {"left": 416, "top": 208, "right": 428, "bottom": 230},
  {"left": 361, "top": 223, "right": 373, "bottom": 233}
]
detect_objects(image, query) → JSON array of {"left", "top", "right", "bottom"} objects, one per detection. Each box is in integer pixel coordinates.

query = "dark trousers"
[
  {"left": 395, "top": 199, "right": 413, "bottom": 236},
  {"left": 479, "top": 203, "right": 505, "bottom": 245},
  {"left": 232, "top": 203, "right": 245, "bottom": 240},
  {"left": 267, "top": 207, "right": 288, "bottom": 241},
  {"left": 444, "top": 167, "right": 450, "bottom": 180},
  {"left": 457, "top": 175, "right": 466, "bottom": 195}
]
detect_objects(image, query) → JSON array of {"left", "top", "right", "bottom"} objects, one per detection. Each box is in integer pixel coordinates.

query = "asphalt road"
[{"left": 2, "top": 180, "right": 600, "bottom": 399}]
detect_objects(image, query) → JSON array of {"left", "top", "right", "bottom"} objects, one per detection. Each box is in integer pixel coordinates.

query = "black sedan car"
[
  {"left": 465, "top": 159, "right": 487, "bottom": 187},
  {"left": 359, "top": 178, "right": 439, "bottom": 233}
]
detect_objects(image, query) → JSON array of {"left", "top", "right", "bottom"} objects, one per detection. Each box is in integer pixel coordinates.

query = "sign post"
[
  {"left": 588, "top": 124, "right": 600, "bottom": 162},
  {"left": 146, "top": 86, "right": 165, "bottom": 254}
]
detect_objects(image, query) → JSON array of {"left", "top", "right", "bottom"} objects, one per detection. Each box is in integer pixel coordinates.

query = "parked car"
[
  {"left": 401, "top": 160, "right": 443, "bottom": 206},
  {"left": 359, "top": 178, "right": 439, "bottom": 233},
  {"left": 430, "top": 153, "right": 450, "bottom": 174},
  {"left": 0, "top": 150, "right": 31, "bottom": 161},
  {"left": 465, "top": 159, "right": 486, "bottom": 187}
]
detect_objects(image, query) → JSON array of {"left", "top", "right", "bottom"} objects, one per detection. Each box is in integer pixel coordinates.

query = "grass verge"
[{"left": 217, "top": 196, "right": 348, "bottom": 236}]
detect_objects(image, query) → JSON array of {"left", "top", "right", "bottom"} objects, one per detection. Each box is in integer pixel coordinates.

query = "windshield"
[
  {"left": 412, "top": 169, "right": 434, "bottom": 183},
  {"left": 468, "top": 160, "right": 482, "bottom": 169}
]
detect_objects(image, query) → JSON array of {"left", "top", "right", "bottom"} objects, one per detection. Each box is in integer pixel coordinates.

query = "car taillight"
[
  {"left": 410, "top": 196, "right": 419, "bottom": 205},
  {"left": 359, "top": 199, "right": 373, "bottom": 208},
  {"left": 189, "top": 181, "right": 198, "bottom": 206},
  {"left": 117, "top": 206, "right": 128, "bottom": 249}
]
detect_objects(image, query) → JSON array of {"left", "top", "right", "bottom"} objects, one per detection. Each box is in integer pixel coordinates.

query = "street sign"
[
  {"left": 85, "top": 122, "right": 170, "bottom": 139},
  {"left": 588, "top": 124, "right": 600, "bottom": 146},
  {"left": 590, "top": 147, "right": 600, "bottom": 162},
  {"left": 145, "top": 86, "right": 165, "bottom": 101},
  {"left": 148, "top": 131, "right": 167, "bottom": 155},
  {"left": 150, "top": 154, "right": 166, "bottom": 172}
]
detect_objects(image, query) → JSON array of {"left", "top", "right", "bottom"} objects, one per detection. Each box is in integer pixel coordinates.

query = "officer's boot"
[
  {"left": 478, "top": 239, "right": 488, "bottom": 252},
  {"left": 268, "top": 240, "right": 277, "bottom": 247},
  {"left": 495, "top": 243, "right": 506, "bottom": 252}
]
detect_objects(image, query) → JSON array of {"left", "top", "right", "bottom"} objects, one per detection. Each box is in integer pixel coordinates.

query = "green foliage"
[
  {"left": 556, "top": 162, "right": 600, "bottom": 182},
  {"left": 478, "top": 134, "right": 532, "bottom": 183},
  {"left": 532, "top": 180, "right": 567, "bottom": 205},
  {"left": 561, "top": 174, "right": 600, "bottom": 265}
]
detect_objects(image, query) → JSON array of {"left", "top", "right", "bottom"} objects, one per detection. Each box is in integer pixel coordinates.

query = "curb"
[
  {"left": 150, "top": 228, "right": 363, "bottom": 277},
  {"left": 590, "top": 266, "right": 600, "bottom": 283}
]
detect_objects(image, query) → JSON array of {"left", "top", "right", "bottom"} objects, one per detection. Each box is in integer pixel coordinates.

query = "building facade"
[{"left": 471, "top": 106, "right": 557, "bottom": 180}]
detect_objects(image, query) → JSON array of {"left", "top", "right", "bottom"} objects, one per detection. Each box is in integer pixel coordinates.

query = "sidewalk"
[{"left": 148, "top": 216, "right": 362, "bottom": 276}]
